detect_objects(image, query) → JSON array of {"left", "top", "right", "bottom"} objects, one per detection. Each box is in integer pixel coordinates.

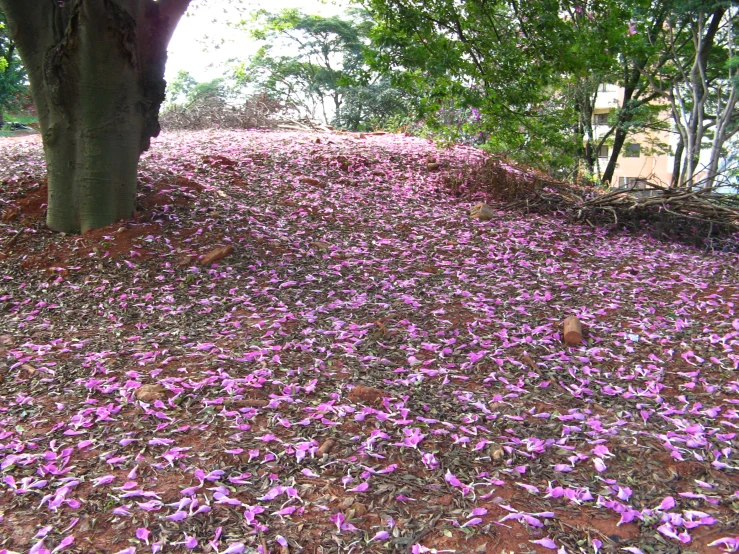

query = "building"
[{"left": 591, "top": 83, "right": 675, "bottom": 188}]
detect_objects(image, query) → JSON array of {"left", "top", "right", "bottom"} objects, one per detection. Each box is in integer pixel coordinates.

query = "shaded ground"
[{"left": 1, "top": 130, "right": 738, "bottom": 554}]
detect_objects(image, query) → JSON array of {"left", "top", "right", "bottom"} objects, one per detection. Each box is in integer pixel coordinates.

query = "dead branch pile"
[
  {"left": 444, "top": 156, "right": 739, "bottom": 250},
  {"left": 160, "top": 94, "right": 287, "bottom": 131}
]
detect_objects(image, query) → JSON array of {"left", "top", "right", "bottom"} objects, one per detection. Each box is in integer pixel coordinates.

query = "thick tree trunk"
[
  {"left": 44, "top": 109, "right": 142, "bottom": 233},
  {"left": 44, "top": 5, "right": 146, "bottom": 233},
  {"left": 0, "top": 0, "right": 190, "bottom": 233}
]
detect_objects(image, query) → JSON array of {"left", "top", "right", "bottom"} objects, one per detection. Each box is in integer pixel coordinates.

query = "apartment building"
[{"left": 590, "top": 83, "right": 675, "bottom": 188}]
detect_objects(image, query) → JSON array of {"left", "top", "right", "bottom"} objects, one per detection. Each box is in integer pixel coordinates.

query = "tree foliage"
[
  {"left": 235, "top": 8, "right": 412, "bottom": 130},
  {"left": 165, "top": 69, "right": 227, "bottom": 108},
  {"left": 0, "top": 8, "right": 28, "bottom": 125},
  {"left": 365, "top": 0, "right": 736, "bottom": 184}
]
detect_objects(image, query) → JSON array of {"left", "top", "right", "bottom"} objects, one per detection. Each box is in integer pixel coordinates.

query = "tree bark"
[
  {"left": 0, "top": 0, "right": 190, "bottom": 233},
  {"left": 601, "top": 83, "right": 635, "bottom": 186},
  {"left": 671, "top": 135, "right": 683, "bottom": 188}
]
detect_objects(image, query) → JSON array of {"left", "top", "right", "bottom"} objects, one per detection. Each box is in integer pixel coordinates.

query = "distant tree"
[
  {"left": 165, "top": 70, "right": 227, "bottom": 107},
  {"left": 236, "top": 8, "right": 410, "bottom": 130},
  {"left": 166, "top": 70, "right": 198, "bottom": 106},
  {"left": 0, "top": 9, "right": 27, "bottom": 127},
  {"left": 338, "top": 76, "right": 414, "bottom": 131}
]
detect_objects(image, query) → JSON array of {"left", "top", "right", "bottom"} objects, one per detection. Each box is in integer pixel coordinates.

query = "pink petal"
[{"left": 530, "top": 538, "right": 557, "bottom": 549}]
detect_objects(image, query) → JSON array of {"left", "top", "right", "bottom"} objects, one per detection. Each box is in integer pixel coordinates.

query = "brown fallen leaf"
[
  {"left": 311, "top": 241, "right": 331, "bottom": 251},
  {"left": 300, "top": 177, "right": 324, "bottom": 187},
  {"left": 317, "top": 439, "right": 336, "bottom": 457},
  {"left": 135, "top": 384, "right": 166, "bottom": 402},
  {"left": 200, "top": 245, "right": 234, "bottom": 265},
  {"left": 21, "top": 363, "right": 36, "bottom": 375}
]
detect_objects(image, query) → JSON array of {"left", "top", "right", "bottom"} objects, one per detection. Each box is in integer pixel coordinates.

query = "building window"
[
  {"left": 624, "top": 144, "right": 641, "bottom": 157},
  {"left": 600, "top": 83, "right": 609, "bottom": 92},
  {"left": 618, "top": 177, "right": 636, "bottom": 187},
  {"left": 598, "top": 145, "right": 609, "bottom": 158},
  {"left": 594, "top": 113, "right": 610, "bottom": 126}
]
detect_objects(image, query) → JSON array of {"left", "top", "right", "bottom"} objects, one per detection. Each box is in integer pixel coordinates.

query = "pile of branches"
[
  {"left": 160, "top": 93, "right": 287, "bottom": 131},
  {"left": 444, "top": 157, "right": 739, "bottom": 250}
]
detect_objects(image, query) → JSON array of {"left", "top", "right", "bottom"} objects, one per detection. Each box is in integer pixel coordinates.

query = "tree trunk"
[
  {"left": 671, "top": 135, "right": 683, "bottom": 188},
  {"left": 601, "top": 84, "right": 636, "bottom": 186},
  {"left": 0, "top": 0, "right": 190, "bottom": 233},
  {"left": 602, "top": 125, "right": 628, "bottom": 186}
]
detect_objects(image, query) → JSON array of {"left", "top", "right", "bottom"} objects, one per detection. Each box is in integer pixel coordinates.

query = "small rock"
[
  {"left": 470, "top": 202, "right": 494, "bottom": 221},
  {"left": 564, "top": 315, "right": 583, "bottom": 345},
  {"left": 427, "top": 162, "right": 440, "bottom": 171},
  {"left": 200, "top": 245, "right": 234, "bottom": 265},
  {"left": 135, "top": 384, "right": 166, "bottom": 402}
]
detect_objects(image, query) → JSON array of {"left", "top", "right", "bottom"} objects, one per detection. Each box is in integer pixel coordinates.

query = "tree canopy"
[{"left": 365, "top": 0, "right": 738, "bottom": 185}]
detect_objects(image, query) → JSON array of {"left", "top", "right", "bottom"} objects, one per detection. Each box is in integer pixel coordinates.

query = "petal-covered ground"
[{"left": 1, "top": 130, "right": 738, "bottom": 554}]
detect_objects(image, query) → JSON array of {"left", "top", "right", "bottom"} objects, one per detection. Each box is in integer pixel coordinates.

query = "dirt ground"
[{"left": 1, "top": 130, "right": 738, "bottom": 554}]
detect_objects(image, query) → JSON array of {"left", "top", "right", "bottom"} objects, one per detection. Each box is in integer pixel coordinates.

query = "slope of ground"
[{"left": 1, "top": 130, "right": 738, "bottom": 554}]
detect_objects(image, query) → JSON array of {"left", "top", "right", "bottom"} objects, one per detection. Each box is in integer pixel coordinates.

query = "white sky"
[{"left": 166, "top": 0, "right": 351, "bottom": 83}]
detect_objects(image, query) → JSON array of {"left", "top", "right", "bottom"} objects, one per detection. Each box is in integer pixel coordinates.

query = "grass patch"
[
  {"left": 4, "top": 111, "right": 38, "bottom": 126},
  {"left": 1, "top": 111, "right": 40, "bottom": 137}
]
